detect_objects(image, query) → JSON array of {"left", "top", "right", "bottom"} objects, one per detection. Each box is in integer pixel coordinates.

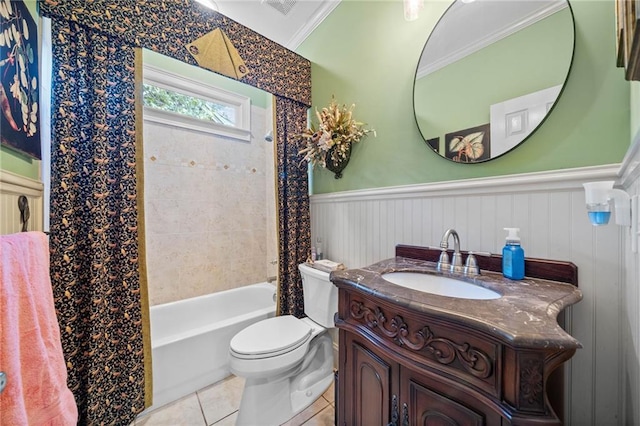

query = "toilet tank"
[{"left": 298, "top": 263, "right": 339, "bottom": 328}]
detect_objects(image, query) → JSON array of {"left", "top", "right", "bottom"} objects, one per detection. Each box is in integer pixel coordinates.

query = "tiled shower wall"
[
  {"left": 310, "top": 164, "right": 630, "bottom": 425},
  {"left": 143, "top": 102, "right": 277, "bottom": 306}
]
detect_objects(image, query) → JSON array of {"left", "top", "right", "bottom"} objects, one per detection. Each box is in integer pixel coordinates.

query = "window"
[
  {"left": 143, "top": 84, "right": 235, "bottom": 126},
  {"left": 143, "top": 65, "right": 251, "bottom": 141}
]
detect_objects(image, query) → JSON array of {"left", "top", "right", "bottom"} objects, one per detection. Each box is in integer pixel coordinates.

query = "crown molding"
[
  {"left": 417, "top": 1, "right": 567, "bottom": 79},
  {"left": 286, "top": 0, "right": 341, "bottom": 50}
]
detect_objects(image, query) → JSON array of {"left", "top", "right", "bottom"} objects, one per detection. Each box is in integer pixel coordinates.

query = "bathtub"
[{"left": 149, "top": 282, "right": 276, "bottom": 410}]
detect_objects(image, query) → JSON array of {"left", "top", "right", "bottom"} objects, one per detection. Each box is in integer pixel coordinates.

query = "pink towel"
[{"left": 0, "top": 232, "right": 78, "bottom": 425}]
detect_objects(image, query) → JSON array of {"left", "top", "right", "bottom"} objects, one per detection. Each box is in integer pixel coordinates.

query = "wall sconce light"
[
  {"left": 404, "top": 0, "right": 424, "bottom": 21},
  {"left": 583, "top": 180, "right": 640, "bottom": 253}
]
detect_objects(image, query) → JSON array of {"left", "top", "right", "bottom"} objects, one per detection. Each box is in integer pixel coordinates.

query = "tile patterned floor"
[{"left": 135, "top": 375, "right": 335, "bottom": 426}]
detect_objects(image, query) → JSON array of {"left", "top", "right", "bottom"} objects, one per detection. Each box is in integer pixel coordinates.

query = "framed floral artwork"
[
  {"left": 0, "top": 0, "right": 40, "bottom": 159},
  {"left": 444, "top": 123, "right": 491, "bottom": 163},
  {"left": 616, "top": 0, "right": 640, "bottom": 80}
]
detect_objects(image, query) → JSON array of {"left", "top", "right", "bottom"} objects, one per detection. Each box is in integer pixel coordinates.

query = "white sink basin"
[{"left": 381, "top": 272, "right": 501, "bottom": 300}]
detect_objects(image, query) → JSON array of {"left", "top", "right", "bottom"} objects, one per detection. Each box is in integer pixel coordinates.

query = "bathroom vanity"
[{"left": 331, "top": 245, "right": 582, "bottom": 426}]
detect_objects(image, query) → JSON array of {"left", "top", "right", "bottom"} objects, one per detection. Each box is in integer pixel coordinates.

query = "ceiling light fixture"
[{"left": 404, "top": 0, "right": 424, "bottom": 21}]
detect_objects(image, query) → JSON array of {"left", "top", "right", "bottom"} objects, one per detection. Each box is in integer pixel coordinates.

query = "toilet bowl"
[{"left": 229, "top": 263, "right": 338, "bottom": 426}]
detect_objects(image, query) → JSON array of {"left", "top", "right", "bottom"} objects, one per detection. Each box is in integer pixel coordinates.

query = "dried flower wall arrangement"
[{"left": 298, "top": 96, "right": 374, "bottom": 178}]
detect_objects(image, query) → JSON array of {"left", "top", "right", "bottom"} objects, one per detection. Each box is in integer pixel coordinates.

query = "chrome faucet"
[
  {"left": 436, "top": 229, "right": 479, "bottom": 275},
  {"left": 437, "top": 229, "right": 463, "bottom": 273}
]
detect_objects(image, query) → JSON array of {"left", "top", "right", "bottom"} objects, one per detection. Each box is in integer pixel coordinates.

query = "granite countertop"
[{"left": 330, "top": 256, "right": 583, "bottom": 350}]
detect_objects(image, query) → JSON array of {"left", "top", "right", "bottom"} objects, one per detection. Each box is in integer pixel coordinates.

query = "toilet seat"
[{"left": 230, "top": 315, "right": 312, "bottom": 360}]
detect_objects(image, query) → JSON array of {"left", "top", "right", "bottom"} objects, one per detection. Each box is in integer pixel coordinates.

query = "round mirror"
[{"left": 413, "top": 0, "right": 575, "bottom": 163}]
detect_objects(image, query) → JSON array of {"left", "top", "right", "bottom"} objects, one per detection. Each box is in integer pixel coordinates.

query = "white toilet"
[{"left": 229, "top": 263, "right": 338, "bottom": 426}]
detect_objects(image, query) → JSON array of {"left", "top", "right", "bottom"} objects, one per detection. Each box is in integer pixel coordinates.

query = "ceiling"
[
  {"left": 196, "top": 0, "right": 566, "bottom": 64},
  {"left": 196, "top": 0, "right": 341, "bottom": 50}
]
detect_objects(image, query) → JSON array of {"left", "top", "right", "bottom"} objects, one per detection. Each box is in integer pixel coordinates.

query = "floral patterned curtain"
[
  {"left": 39, "top": 0, "right": 311, "bottom": 106},
  {"left": 49, "top": 19, "right": 150, "bottom": 424},
  {"left": 41, "top": 0, "right": 313, "bottom": 422},
  {"left": 275, "top": 98, "right": 311, "bottom": 317}
]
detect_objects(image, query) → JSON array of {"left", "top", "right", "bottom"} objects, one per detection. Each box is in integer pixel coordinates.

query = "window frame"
[{"left": 142, "top": 64, "right": 251, "bottom": 141}]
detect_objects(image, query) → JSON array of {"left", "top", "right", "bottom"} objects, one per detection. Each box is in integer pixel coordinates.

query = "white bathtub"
[{"left": 149, "top": 282, "right": 276, "bottom": 410}]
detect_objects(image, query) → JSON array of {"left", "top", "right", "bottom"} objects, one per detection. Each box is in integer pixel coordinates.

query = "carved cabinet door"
[
  {"left": 340, "top": 332, "right": 398, "bottom": 426},
  {"left": 400, "top": 367, "right": 492, "bottom": 426}
]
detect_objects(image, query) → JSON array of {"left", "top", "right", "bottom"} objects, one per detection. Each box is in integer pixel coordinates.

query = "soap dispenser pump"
[{"left": 502, "top": 228, "right": 524, "bottom": 280}]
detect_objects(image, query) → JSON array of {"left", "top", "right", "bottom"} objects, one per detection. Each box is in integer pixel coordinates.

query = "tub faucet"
[{"left": 437, "top": 229, "right": 464, "bottom": 273}]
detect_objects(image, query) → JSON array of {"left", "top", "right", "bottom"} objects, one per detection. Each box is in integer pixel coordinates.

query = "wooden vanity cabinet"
[
  {"left": 341, "top": 331, "right": 502, "bottom": 426},
  {"left": 335, "top": 287, "right": 575, "bottom": 426}
]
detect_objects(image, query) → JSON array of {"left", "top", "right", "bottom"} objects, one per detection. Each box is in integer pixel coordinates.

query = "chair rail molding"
[
  {"left": 310, "top": 164, "right": 620, "bottom": 203},
  {"left": 0, "top": 170, "right": 44, "bottom": 234}
]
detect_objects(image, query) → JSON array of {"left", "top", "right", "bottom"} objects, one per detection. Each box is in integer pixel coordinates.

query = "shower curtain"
[
  {"left": 48, "top": 19, "right": 150, "bottom": 423},
  {"left": 41, "top": 0, "right": 312, "bottom": 423},
  {"left": 275, "top": 97, "right": 311, "bottom": 318}
]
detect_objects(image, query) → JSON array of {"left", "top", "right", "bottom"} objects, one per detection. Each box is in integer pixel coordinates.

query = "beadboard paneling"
[
  {"left": 620, "top": 135, "right": 640, "bottom": 425},
  {"left": 0, "top": 170, "right": 44, "bottom": 235},
  {"left": 311, "top": 164, "right": 623, "bottom": 425}
]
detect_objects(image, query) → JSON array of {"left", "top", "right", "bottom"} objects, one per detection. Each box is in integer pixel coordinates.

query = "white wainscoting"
[
  {"left": 0, "top": 170, "right": 44, "bottom": 235},
  {"left": 311, "top": 164, "right": 624, "bottom": 425},
  {"left": 620, "top": 135, "right": 640, "bottom": 426}
]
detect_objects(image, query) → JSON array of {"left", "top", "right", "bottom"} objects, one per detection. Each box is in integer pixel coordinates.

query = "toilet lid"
[{"left": 230, "top": 315, "right": 312, "bottom": 358}]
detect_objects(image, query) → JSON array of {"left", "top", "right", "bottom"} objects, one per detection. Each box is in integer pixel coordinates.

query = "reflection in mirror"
[{"left": 413, "top": 0, "right": 574, "bottom": 163}]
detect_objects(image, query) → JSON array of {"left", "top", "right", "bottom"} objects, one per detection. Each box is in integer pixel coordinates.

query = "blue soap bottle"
[{"left": 502, "top": 228, "right": 524, "bottom": 280}]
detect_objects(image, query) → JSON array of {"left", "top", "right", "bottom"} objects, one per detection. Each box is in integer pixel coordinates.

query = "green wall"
[
  {"left": 296, "top": 0, "right": 630, "bottom": 194},
  {"left": 0, "top": 0, "right": 40, "bottom": 179},
  {"left": 631, "top": 82, "right": 640, "bottom": 138},
  {"left": 4, "top": 0, "right": 630, "bottom": 186},
  {"left": 0, "top": 145, "right": 40, "bottom": 178}
]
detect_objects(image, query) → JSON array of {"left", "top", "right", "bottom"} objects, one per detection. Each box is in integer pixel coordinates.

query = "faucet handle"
[
  {"left": 450, "top": 251, "right": 464, "bottom": 273},
  {"left": 464, "top": 252, "right": 480, "bottom": 276},
  {"left": 436, "top": 249, "right": 450, "bottom": 272}
]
